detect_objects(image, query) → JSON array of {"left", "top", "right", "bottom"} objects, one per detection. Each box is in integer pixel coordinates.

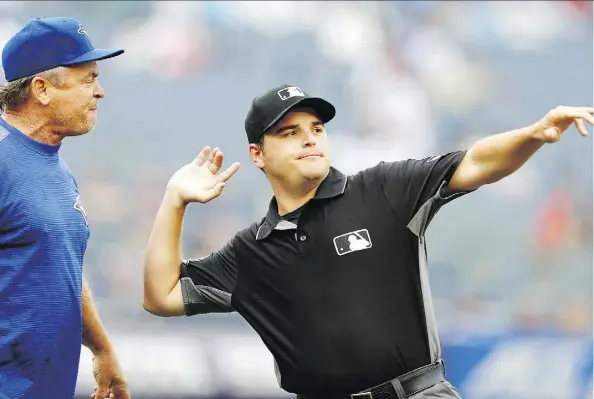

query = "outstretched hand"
[
  {"left": 166, "top": 146, "right": 240, "bottom": 205},
  {"left": 537, "top": 106, "right": 594, "bottom": 143}
]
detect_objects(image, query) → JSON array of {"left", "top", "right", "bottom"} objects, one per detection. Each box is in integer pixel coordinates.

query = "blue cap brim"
[{"left": 62, "top": 48, "right": 124, "bottom": 66}]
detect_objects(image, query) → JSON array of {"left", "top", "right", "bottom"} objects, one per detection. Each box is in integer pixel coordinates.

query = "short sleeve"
[
  {"left": 180, "top": 237, "right": 238, "bottom": 316},
  {"left": 378, "top": 150, "right": 472, "bottom": 226}
]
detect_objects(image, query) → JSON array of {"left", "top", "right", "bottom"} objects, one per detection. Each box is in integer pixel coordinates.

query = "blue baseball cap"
[{"left": 2, "top": 17, "right": 124, "bottom": 82}]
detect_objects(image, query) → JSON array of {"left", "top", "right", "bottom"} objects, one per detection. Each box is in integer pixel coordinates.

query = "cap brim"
[
  {"left": 62, "top": 48, "right": 125, "bottom": 66},
  {"left": 262, "top": 97, "right": 336, "bottom": 135}
]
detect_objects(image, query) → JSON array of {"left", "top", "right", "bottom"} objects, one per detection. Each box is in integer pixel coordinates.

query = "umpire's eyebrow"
[
  {"left": 276, "top": 124, "right": 299, "bottom": 134},
  {"left": 276, "top": 120, "right": 323, "bottom": 134}
]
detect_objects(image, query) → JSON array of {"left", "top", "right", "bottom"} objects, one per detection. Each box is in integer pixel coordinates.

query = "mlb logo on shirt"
[
  {"left": 333, "top": 229, "right": 372, "bottom": 256},
  {"left": 278, "top": 86, "right": 305, "bottom": 100}
]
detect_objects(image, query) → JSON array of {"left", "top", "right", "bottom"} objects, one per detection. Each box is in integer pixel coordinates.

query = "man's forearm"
[
  {"left": 82, "top": 280, "right": 113, "bottom": 355},
  {"left": 143, "top": 190, "right": 186, "bottom": 312},
  {"left": 470, "top": 123, "right": 544, "bottom": 182},
  {"left": 450, "top": 123, "right": 545, "bottom": 191}
]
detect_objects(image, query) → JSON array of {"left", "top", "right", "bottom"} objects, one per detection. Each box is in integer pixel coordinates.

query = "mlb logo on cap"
[
  {"left": 244, "top": 83, "right": 336, "bottom": 144},
  {"left": 278, "top": 86, "right": 305, "bottom": 101}
]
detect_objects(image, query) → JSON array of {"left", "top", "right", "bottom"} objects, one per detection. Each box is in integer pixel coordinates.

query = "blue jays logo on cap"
[
  {"left": 77, "top": 24, "right": 90, "bottom": 41},
  {"left": 1, "top": 17, "right": 124, "bottom": 82}
]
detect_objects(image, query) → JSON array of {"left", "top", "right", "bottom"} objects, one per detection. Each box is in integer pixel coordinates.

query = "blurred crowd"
[{"left": 0, "top": 0, "right": 591, "bottom": 340}]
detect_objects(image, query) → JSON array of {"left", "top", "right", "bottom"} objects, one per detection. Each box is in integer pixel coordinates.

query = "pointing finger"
[{"left": 216, "top": 162, "right": 241, "bottom": 183}]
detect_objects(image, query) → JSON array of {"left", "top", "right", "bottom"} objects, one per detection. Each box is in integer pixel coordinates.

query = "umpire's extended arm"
[{"left": 448, "top": 106, "right": 594, "bottom": 192}]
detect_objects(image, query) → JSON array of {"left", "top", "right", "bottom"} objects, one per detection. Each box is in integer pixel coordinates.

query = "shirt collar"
[
  {"left": 256, "top": 167, "right": 347, "bottom": 240},
  {"left": 0, "top": 117, "right": 61, "bottom": 155}
]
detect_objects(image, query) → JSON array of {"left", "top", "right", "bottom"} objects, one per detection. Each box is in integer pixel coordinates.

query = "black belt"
[
  {"left": 351, "top": 360, "right": 445, "bottom": 399},
  {"left": 298, "top": 360, "right": 446, "bottom": 399}
]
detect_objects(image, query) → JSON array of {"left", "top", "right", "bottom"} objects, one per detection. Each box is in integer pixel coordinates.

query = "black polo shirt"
[{"left": 180, "top": 151, "right": 471, "bottom": 396}]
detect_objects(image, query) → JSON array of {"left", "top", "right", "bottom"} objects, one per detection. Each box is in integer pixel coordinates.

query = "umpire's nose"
[{"left": 303, "top": 130, "right": 317, "bottom": 147}]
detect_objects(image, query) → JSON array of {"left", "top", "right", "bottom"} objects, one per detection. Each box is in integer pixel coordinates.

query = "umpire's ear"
[{"left": 248, "top": 140, "right": 266, "bottom": 172}]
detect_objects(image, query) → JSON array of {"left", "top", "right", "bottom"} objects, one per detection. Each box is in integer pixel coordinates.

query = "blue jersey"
[{"left": 0, "top": 118, "right": 90, "bottom": 399}]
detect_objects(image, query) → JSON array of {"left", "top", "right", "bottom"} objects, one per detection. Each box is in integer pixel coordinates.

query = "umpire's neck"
[{"left": 268, "top": 174, "right": 326, "bottom": 216}]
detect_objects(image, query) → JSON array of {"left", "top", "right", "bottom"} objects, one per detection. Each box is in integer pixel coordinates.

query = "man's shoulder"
[
  {"left": 0, "top": 129, "right": 20, "bottom": 178},
  {"left": 0, "top": 124, "right": 9, "bottom": 144},
  {"left": 233, "top": 218, "right": 266, "bottom": 242},
  {"left": 0, "top": 126, "right": 17, "bottom": 158},
  {"left": 340, "top": 155, "right": 447, "bottom": 186},
  {"left": 339, "top": 163, "right": 386, "bottom": 189}
]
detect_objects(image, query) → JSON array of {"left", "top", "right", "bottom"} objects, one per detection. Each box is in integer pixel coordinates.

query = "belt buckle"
[{"left": 351, "top": 392, "right": 373, "bottom": 399}]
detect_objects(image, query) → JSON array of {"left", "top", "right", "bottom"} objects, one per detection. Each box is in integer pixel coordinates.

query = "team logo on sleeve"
[
  {"left": 74, "top": 194, "right": 89, "bottom": 227},
  {"left": 333, "top": 229, "right": 372, "bottom": 256}
]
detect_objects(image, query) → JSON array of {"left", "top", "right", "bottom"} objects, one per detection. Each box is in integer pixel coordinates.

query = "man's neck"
[
  {"left": 2, "top": 110, "right": 62, "bottom": 146},
  {"left": 270, "top": 176, "right": 326, "bottom": 216},
  {"left": 274, "top": 188, "right": 317, "bottom": 216}
]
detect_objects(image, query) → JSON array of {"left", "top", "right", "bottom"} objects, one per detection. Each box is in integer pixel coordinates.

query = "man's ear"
[
  {"left": 30, "top": 77, "right": 51, "bottom": 106},
  {"left": 248, "top": 142, "right": 265, "bottom": 170}
]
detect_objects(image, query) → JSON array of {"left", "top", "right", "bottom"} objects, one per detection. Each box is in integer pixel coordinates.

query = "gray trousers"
[
  {"left": 409, "top": 380, "right": 462, "bottom": 398},
  {"left": 295, "top": 380, "right": 462, "bottom": 399}
]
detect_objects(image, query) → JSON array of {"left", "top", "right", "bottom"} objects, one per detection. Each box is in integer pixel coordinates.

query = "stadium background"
[{"left": 0, "top": 1, "right": 592, "bottom": 398}]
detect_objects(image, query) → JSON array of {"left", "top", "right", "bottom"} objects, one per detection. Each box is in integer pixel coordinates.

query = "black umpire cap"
[{"left": 244, "top": 84, "right": 336, "bottom": 144}]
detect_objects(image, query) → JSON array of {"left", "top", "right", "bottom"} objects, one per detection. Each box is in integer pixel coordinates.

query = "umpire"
[{"left": 142, "top": 84, "right": 593, "bottom": 398}]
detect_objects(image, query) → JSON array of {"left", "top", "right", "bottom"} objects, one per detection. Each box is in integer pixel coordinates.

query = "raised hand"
[
  {"left": 537, "top": 106, "right": 594, "bottom": 143},
  {"left": 166, "top": 146, "right": 240, "bottom": 205}
]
